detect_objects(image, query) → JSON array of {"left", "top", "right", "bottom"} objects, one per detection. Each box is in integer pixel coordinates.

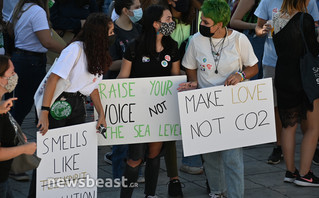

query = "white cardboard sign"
[
  {"left": 96, "top": 76, "right": 187, "bottom": 145},
  {"left": 36, "top": 122, "right": 98, "bottom": 198},
  {"left": 178, "top": 78, "right": 276, "bottom": 156}
]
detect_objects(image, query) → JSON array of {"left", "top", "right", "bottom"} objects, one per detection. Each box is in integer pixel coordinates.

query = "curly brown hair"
[
  {"left": 0, "top": 55, "right": 10, "bottom": 77},
  {"left": 75, "top": 13, "right": 112, "bottom": 76}
]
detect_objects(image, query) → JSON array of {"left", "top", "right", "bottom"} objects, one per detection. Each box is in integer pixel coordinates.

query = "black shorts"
[{"left": 127, "top": 142, "right": 166, "bottom": 161}]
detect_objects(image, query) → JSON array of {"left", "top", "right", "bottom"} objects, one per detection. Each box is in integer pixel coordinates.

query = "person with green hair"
[{"left": 178, "top": 0, "right": 258, "bottom": 197}]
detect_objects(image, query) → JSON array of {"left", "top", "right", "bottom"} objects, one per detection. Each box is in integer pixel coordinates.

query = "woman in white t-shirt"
[
  {"left": 179, "top": 0, "right": 258, "bottom": 197},
  {"left": 27, "top": 13, "right": 114, "bottom": 198},
  {"left": 9, "top": 0, "right": 64, "bottom": 126},
  {"left": 37, "top": 13, "right": 114, "bottom": 134}
]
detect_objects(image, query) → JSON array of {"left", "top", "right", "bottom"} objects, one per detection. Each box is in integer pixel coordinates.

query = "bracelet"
[
  {"left": 41, "top": 106, "right": 50, "bottom": 111},
  {"left": 242, "top": 71, "right": 247, "bottom": 80},
  {"left": 236, "top": 72, "right": 244, "bottom": 82}
]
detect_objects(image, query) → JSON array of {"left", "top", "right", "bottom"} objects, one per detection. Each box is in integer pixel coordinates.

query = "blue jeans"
[
  {"left": 112, "top": 145, "right": 128, "bottom": 179},
  {"left": 0, "top": 180, "right": 14, "bottom": 198},
  {"left": 8, "top": 52, "right": 46, "bottom": 125},
  {"left": 182, "top": 154, "right": 202, "bottom": 167},
  {"left": 202, "top": 148, "right": 244, "bottom": 198},
  {"left": 243, "top": 30, "right": 266, "bottom": 80}
]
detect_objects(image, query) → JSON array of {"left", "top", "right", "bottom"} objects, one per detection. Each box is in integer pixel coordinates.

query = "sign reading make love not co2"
[
  {"left": 178, "top": 78, "right": 276, "bottom": 156},
  {"left": 96, "top": 76, "right": 187, "bottom": 145}
]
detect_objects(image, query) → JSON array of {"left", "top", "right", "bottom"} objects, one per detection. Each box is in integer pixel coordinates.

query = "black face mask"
[
  {"left": 108, "top": 35, "right": 116, "bottom": 46},
  {"left": 199, "top": 24, "right": 216, "bottom": 37},
  {"left": 174, "top": 0, "right": 190, "bottom": 13}
]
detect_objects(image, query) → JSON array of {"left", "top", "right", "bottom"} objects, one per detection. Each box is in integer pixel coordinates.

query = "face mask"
[
  {"left": 174, "top": 0, "right": 190, "bottom": 13},
  {"left": 1, "top": 73, "right": 18, "bottom": 93},
  {"left": 158, "top": 21, "right": 176, "bottom": 36},
  {"left": 108, "top": 34, "right": 116, "bottom": 46},
  {"left": 199, "top": 24, "right": 217, "bottom": 37},
  {"left": 128, "top": 8, "right": 143, "bottom": 23}
]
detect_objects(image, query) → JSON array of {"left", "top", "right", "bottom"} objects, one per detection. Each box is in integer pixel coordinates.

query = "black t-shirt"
[
  {"left": 124, "top": 40, "right": 179, "bottom": 78},
  {"left": 0, "top": 113, "right": 16, "bottom": 182},
  {"left": 109, "top": 22, "right": 142, "bottom": 61}
]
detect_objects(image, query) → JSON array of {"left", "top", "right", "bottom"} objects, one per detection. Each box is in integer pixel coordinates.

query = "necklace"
[{"left": 209, "top": 27, "right": 227, "bottom": 74}]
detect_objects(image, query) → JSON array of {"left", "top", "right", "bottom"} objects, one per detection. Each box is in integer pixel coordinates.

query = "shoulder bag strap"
[
  {"left": 234, "top": 32, "right": 243, "bottom": 71},
  {"left": 74, "top": 43, "right": 82, "bottom": 67},
  {"left": 299, "top": 12, "right": 310, "bottom": 53}
]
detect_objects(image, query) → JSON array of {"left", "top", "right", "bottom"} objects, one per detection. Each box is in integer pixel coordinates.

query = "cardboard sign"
[
  {"left": 96, "top": 76, "right": 187, "bottom": 145},
  {"left": 36, "top": 122, "right": 98, "bottom": 197},
  {"left": 178, "top": 78, "right": 276, "bottom": 156}
]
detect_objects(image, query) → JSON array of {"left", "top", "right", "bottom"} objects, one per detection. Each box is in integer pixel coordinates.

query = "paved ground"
[{"left": 8, "top": 107, "right": 319, "bottom": 198}]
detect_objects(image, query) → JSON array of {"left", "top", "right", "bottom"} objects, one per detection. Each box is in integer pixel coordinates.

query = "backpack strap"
[{"left": 234, "top": 32, "right": 243, "bottom": 71}]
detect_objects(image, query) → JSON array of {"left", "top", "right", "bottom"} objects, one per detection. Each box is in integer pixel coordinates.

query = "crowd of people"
[{"left": 1, "top": 0, "right": 319, "bottom": 197}]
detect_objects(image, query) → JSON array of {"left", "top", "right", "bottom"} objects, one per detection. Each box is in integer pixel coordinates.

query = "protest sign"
[
  {"left": 37, "top": 122, "right": 97, "bottom": 197},
  {"left": 178, "top": 78, "right": 276, "bottom": 156},
  {"left": 96, "top": 76, "right": 186, "bottom": 145}
]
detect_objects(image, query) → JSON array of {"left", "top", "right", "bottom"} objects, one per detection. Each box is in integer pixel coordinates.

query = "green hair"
[{"left": 201, "top": 0, "right": 231, "bottom": 27}]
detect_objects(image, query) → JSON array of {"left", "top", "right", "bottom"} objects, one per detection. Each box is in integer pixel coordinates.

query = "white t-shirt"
[
  {"left": 13, "top": 3, "right": 49, "bottom": 53},
  {"left": 52, "top": 41, "right": 103, "bottom": 96},
  {"left": 182, "top": 31, "right": 258, "bottom": 88},
  {"left": 254, "top": 0, "right": 319, "bottom": 67},
  {"left": 2, "top": 0, "right": 19, "bottom": 22}
]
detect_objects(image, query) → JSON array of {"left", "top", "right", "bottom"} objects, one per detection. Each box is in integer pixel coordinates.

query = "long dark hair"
[
  {"left": 75, "top": 13, "right": 112, "bottom": 76},
  {"left": 11, "top": 0, "right": 50, "bottom": 26},
  {"left": 137, "top": 4, "right": 176, "bottom": 58},
  {"left": 0, "top": 55, "right": 10, "bottom": 77}
]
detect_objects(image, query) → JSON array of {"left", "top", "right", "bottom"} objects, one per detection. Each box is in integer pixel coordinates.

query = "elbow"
[
  {"left": 229, "top": 19, "right": 236, "bottom": 29},
  {"left": 251, "top": 64, "right": 259, "bottom": 77},
  {"left": 41, "top": 40, "right": 53, "bottom": 50}
]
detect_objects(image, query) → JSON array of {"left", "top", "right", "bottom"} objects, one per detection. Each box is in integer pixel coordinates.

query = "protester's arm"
[
  {"left": 0, "top": 98, "right": 17, "bottom": 114},
  {"left": 35, "top": 29, "right": 64, "bottom": 53},
  {"left": 0, "top": 143, "right": 36, "bottom": 161},
  {"left": 90, "top": 89, "right": 106, "bottom": 130},
  {"left": 255, "top": 18, "right": 269, "bottom": 37},
  {"left": 37, "top": 73, "right": 60, "bottom": 135},
  {"left": 171, "top": 60, "right": 181, "bottom": 75},
  {"left": 109, "top": 60, "right": 122, "bottom": 71},
  {"left": 230, "top": 0, "right": 256, "bottom": 30},
  {"left": 224, "top": 64, "right": 258, "bottom": 86},
  {"left": 117, "top": 58, "right": 132, "bottom": 78},
  {"left": 177, "top": 69, "right": 198, "bottom": 91}
]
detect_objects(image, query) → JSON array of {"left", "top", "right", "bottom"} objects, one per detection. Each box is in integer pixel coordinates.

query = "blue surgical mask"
[{"left": 128, "top": 8, "right": 143, "bottom": 23}]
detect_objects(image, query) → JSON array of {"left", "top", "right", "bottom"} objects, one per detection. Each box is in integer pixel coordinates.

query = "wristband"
[
  {"left": 242, "top": 71, "right": 247, "bottom": 80},
  {"left": 236, "top": 72, "right": 244, "bottom": 82},
  {"left": 41, "top": 106, "right": 50, "bottom": 111}
]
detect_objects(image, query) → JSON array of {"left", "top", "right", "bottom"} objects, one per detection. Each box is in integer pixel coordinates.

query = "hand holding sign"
[
  {"left": 178, "top": 78, "right": 276, "bottom": 156},
  {"left": 177, "top": 81, "right": 198, "bottom": 92}
]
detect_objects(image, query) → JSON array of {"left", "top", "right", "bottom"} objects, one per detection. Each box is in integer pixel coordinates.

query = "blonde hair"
[{"left": 280, "top": 0, "right": 307, "bottom": 15}]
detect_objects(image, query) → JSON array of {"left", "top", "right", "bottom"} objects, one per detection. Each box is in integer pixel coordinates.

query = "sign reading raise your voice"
[
  {"left": 178, "top": 78, "right": 276, "bottom": 156},
  {"left": 97, "top": 76, "right": 187, "bottom": 145}
]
